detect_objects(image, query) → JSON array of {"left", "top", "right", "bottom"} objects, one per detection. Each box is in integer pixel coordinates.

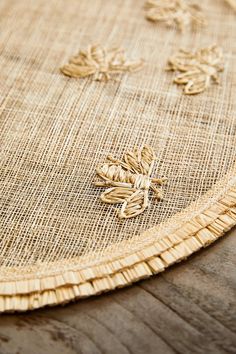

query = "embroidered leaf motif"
[
  {"left": 60, "top": 45, "right": 144, "bottom": 82},
  {"left": 167, "top": 45, "right": 224, "bottom": 95},
  {"left": 94, "top": 145, "right": 167, "bottom": 219},
  {"left": 145, "top": 0, "right": 206, "bottom": 31},
  {"left": 225, "top": 0, "right": 236, "bottom": 12}
]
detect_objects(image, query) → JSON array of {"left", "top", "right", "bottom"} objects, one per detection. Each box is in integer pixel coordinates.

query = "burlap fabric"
[{"left": 0, "top": 0, "right": 236, "bottom": 311}]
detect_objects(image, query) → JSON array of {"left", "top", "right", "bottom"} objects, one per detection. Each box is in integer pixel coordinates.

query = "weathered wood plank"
[{"left": 0, "top": 228, "right": 236, "bottom": 354}]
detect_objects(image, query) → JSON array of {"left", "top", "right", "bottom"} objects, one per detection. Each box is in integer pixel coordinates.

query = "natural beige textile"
[{"left": 0, "top": 0, "right": 235, "bottom": 310}]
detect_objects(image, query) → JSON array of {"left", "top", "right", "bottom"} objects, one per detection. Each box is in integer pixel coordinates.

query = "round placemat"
[{"left": 0, "top": 0, "right": 236, "bottom": 311}]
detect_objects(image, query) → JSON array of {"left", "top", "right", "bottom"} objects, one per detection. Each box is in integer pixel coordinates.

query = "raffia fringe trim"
[{"left": 0, "top": 186, "right": 236, "bottom": 312}]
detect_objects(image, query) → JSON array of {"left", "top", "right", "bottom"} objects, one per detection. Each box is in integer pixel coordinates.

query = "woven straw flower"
[
  {"left": 145, "top": 0, "right": 206, "bottom": 31},
  {"left": 60, "top": 44, "right": 144, "bottom": 82},
  {"left": 225, "top": 0, "right": 236, "bottom": 11},
  {"left": 167, "top": 45, "right": 224, "bottom": 95},
  {"left": 94, "top": 145, "right": 167, "bottom": 219}
]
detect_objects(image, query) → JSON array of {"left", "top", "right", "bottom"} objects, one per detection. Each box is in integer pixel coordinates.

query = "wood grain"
[{"left": 0, "top": 228, "right": 236, "bottom": 354}]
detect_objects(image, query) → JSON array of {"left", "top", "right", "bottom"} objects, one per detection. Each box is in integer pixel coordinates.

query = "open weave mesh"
[{"left": 0, "top": 0, "right": 235, "bottom": 277}]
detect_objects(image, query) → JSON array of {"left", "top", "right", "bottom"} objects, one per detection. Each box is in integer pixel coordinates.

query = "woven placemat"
[{"left": 0, "top": 0, "right": 236, "bottom": 312}]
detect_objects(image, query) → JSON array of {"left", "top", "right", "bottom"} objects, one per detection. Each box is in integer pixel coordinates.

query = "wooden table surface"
[{"left": 0, "top": 228, "right": 236, "bottom": 354}]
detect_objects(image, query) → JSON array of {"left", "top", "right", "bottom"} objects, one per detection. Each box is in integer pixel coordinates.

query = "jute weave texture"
[{"left": 0, "top": 0, "right": 235, "bottom": 311}]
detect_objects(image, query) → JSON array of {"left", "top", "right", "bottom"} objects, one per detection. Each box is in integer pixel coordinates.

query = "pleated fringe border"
[{"left": 0, "top": 183, "right": 236, "bottom": 312}]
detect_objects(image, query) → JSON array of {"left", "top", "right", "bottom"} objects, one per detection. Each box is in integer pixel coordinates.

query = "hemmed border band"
[{"left": 0, "top": 184, "right": 236, "bottom": 312}]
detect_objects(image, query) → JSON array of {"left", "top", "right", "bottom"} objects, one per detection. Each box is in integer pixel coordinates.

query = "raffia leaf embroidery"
[
  {"left": 60, "top": 44, "right": 144, "bottom": 82},
  {"left": 145, "top": 0, "right": 206, "bottom": 31},
  {"left": 94, "top": 145, "right": 167, "bottom": 219},
  {"left": 225, "top": 0, "right": 236, "bottom": 12},
  {"left": 167, "top": 45, "right": 224, "bottom": 95}
]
